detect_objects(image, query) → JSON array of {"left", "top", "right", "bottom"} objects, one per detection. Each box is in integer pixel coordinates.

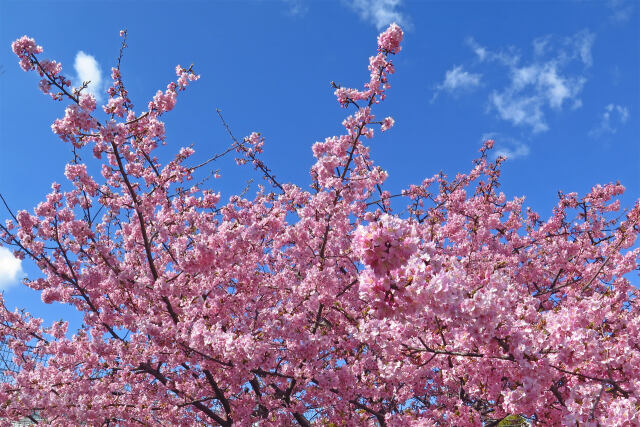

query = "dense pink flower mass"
[{"left": 1, "top": 24, "right": 639, "bottom": 426}]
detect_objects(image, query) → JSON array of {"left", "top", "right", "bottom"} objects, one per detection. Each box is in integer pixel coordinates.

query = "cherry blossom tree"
[{"left": 1, "top": 25, "right": 639, "bottom": 426}]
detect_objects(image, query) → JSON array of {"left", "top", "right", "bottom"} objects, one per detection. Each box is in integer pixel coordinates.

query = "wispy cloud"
[
  {"left": 571, "top": 30, "right": 596, "bottom": 67},
  {"left": 73, "top": 51, "right": 103, "bottom": 102},
  {"left": 447, "top": 31, "right": 596, "bottom": 133},
  {"left": 607, "top": 0, "right": 634, "bottom": 23},
  {"left": 439, "top": 65, "right": 481, "bottom": 91},
  {"left": 589, "top": 104, "right": 629, "bottom": 138},
  {"left": 466, "top": 37, "right": 488, "bottom": 62},
  {"left": 346, "top": 0, "right": 410, "bottom": 30},
  {"left": 0, "top": 247, "right": 23, "bottom": 290},
  {"left": 466, "top": 37, "right": 519, "bottom": 67},
  {"left": 490, "top": 92, "right": 548, "bottom": 133},
  {"left": 490, "top": 62, "right": 586, "bottom": 133},
  {"left": 539, "top": 30, "right": 595, "bottom": 68},
  {"left": 432, "top": 65, "right": 481, "bottom": 102},
  {"left": 481, "top": 132, "right": 530, "bottom": 160},
  {"left": 282, "top": 0, "right": 309, "bottom": 16}
]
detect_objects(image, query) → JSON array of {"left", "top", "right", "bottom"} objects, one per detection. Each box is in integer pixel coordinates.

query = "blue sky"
[{"left": 0, "top": 0, "right": 638, "bottom": 327}]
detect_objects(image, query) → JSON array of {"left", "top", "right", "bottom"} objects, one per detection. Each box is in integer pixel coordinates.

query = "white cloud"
[
  {"left": 607, "top": 0, "right": 634, "bottom": 23},
  {"left": 432, "top": 65, "right": 481, "bottom": 102},
  {"left": 589, "top": 104, "right": 630, "bottom": 138},
  {"left": 466, "top": 37, "right": 488, "bottom": 61},
  {"left": 73, "top": 51, "right": 103, "bottom": 102},
  {"left": 565, "top": 30, "right": 595, "bottom": 67},
  {"left": 0, "top": 247, "right": 23, "bottom": 290},
  {"left": 511, "top": 65, "right": 539, "bottom": 89},
  {"left": 481, "top": 132, "right": 530, "bottom": 160},
  {"left": 449, "top": 31, "right": 596, "bottom": 133},
  {"left": 468, "top": 31, "right": 594, "bottom": 133},
  {"left": 540, "top": 65, "right": 586, "bottom": 109},
  {"left": 439, "top": 65, "right": 482, "bottom": 91},
  {"left": 282, "top": 0, "right": 309, "bottom": 16},
  {"left": 466, "top": 37, "right": 519, "bottom": 66},
  {"left": 533, "top": 36, "right": 552, "bottom": 57},
  {"left": 347, "top": 0, "right": 410, "bottom": 30},
  {"left": 494, "top": 143, "right": 530, "bottom": 160},
  {"left": 531, "top": 31, "right": 595, "bottom": 67},
  {"left": 490, "top": 92, "right": 548, "bottom": 133},
  {"left": 576, "top": 32, "right": 595, "bottom": 67},
  {"left": 490, "top": 62, "right": 586, "bottom": 133}
]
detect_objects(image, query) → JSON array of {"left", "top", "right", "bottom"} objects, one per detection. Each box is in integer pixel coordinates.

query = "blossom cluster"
[{"left": 353, "top": 214, "right": 417, "bottom": 275}]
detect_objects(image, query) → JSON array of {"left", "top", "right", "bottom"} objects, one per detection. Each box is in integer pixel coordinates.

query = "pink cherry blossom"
[
  {"left": 1, "top": 25, "right": 638, "bottom": 427},
  {"left": 377, "top": 23, "right": 403, "bottom": 54},
  {"left": 381, "top": 116, "right": 394, "bottom": 131}
]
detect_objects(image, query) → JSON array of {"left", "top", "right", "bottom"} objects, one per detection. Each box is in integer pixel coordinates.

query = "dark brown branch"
[
  {"left": 550, "top": 365, "right": 630, "bottom": 398},
  {"left": 139, "top": 362, "right": 230, "bottom": 427},
  {"left": 311, "top": 304, "right": 324, "bottom": 334},
  {"left": 293, "top": 412, "right": 312, "bottom": 427},
  {"left": 203, "top": 369, "right": 232, "bottom": 420},
  {"left": 348, "top": 399, "right": 387, "bottom": 427},
  {"left": 216, "top": 109, "right": 284, "bottom": 193}
]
